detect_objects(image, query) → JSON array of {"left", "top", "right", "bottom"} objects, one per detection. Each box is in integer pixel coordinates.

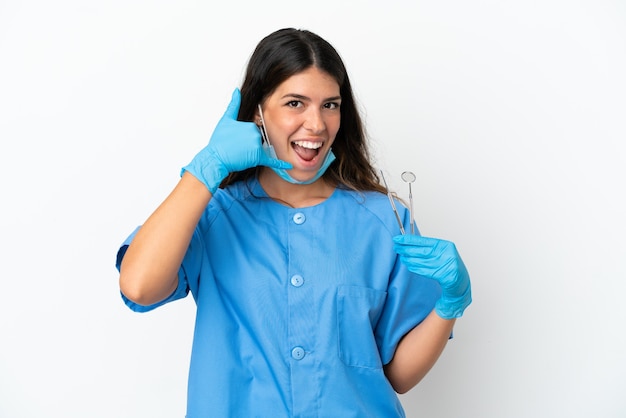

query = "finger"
[
  {"left": 393, "top": 243, "right": 434, "bottom": 258},
  {"left": 393, "top": 235, "right": 442, "bottom": 252},
  {"left": 398, "top": 256, "right": 441, "bottom": 277},
  {"left": 259, "top": 156, "right": 293, "bottom": 170},
  {"left": 394, "top": 239, "right": 455, "bottom": 265},
  {"left": 222, "top": 88, "right": 241, "bottom": 120},
  {"left": 393, "top": 234, "right": 439, "bottom": 247}
]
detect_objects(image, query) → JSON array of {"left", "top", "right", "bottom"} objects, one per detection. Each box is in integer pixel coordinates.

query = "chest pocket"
[{"left": 336, "top": 285, "right": 387, "bottom": 369}]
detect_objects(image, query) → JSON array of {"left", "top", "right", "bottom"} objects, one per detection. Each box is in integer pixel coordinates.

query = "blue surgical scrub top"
[{"left": 116, "top": 177, "right": 441, "bottom": 418}]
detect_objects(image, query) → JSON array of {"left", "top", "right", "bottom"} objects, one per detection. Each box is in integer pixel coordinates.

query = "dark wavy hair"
[{"left": 219, "top": 28, "right": 386, "bottom": 194}]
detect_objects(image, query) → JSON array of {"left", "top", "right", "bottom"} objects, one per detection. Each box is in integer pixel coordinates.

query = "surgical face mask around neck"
[
  {"left": 257, "top": 104, "right": 336, "bottom": 185},
  {"left": 272, "top": 150, "right": 336, "bottom": 184}
]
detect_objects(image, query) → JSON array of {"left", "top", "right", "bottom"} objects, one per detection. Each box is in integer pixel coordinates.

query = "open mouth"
[{"left": 291, "top": 140, "right": 323, "bottom": 162}]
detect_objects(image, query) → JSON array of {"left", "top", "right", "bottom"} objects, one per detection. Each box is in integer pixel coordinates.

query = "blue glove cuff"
[
  {"left": 435, "top": 284, "right": 472, "bottom": 319},
  {"left": 181, "top": 150, "right": 229, "bottom": 194}
]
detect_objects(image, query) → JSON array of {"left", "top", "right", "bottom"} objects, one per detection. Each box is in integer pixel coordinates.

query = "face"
[{"left": 258, "top": 67, "right": 341, "bottom": 182}]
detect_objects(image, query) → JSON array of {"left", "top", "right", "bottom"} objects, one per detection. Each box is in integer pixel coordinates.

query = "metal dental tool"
[
  {"left": 401, "top": 171, "right": 416, "bottom": 234},
  {"left": 257, "top": 104, "right": 277, "bottom": 159},
  {"left": 380, "top": 170, "right": 405, "bottom": 235}
]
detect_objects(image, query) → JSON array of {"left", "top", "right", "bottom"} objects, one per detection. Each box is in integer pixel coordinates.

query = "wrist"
[
  {"left": 435, "top": 284, "right": 472, "bottom": 319},
  {"left": 181, "top": 152, "right": 229, "bottom": 194}
]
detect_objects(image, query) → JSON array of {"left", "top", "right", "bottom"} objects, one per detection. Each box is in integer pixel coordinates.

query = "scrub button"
[
  {"left": 290, "top": 275, "right": 304, "bottom": 287},
  {"left": 293, "top": 212, "right": 306, "bottom": 225},
  {"left": 291, "top": 346, "right": 305, "bottom": 360}
]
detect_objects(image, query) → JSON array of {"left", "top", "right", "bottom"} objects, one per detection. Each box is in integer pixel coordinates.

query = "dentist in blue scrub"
[{"left": 116, "top": 28, "right": 472, "bottom": 418}]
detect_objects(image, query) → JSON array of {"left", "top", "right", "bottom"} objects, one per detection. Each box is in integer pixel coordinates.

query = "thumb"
[{"left": 222, "top": 88, "right": 242, "bottom": 120}]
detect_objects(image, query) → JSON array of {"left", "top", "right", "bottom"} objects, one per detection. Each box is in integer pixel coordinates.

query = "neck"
[{"left": 258, "top": 168, "right": 335, "bottom": 208}]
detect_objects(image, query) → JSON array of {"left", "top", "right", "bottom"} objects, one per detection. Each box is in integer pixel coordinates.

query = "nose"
[{"left": 303, "top": 108, "right": 325, "bottom": 134}]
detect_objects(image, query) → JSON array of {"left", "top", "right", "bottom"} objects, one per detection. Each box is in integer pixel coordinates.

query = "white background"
[{"left": 1, "top": 1, "right": 625, "bottom": 417}]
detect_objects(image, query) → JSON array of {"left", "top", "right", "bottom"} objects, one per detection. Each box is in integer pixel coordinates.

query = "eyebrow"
[{"left": 281, "top": 93, "right": 342, "bottom": 102}]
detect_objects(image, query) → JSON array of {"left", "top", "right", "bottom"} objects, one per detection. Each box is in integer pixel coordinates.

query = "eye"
[
  {"left": 286, "top": 100, "right": 303, "bottom": 108},
  {"left": 324, "top": 101, "right": 341, "bottom": 110}
]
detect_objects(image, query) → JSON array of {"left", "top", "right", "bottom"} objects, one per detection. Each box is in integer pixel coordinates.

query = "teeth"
[{"left": 293, "top": 140, "right": 323, "bottom": 150}]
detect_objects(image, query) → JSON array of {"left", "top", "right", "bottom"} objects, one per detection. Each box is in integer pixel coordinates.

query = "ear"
[{"left": 255, "top": 103, "right": 265, "bottom": 126}]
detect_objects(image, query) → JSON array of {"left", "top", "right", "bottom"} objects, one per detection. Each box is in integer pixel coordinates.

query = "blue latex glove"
[
  {"left": 181, "top": 88, "right": 292, "bottom": 193},
  {"left": 393, "top": 235, "right": 472, "bottom": 319}
]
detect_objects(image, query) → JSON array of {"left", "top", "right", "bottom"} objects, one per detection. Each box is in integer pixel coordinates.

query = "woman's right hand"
[{"left": 181, "top": 88, "right": 291, "bottom": 193}]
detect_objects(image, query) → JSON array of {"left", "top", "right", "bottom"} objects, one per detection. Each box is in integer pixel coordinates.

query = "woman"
[{"left": 117, "top": 27, "right": 471, "bottom": 417}]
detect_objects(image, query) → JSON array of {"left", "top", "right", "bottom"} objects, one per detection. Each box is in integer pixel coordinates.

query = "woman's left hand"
[{"left": 393, "top": 235, "right": 472, "bottom": 319}]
